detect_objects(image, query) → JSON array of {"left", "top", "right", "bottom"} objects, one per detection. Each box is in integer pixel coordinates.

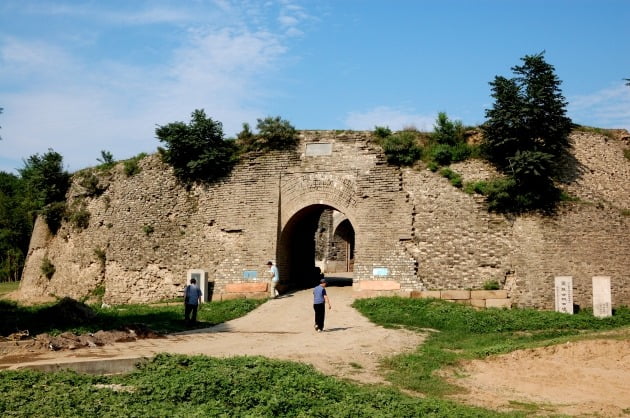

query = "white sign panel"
[{"left": 592, "top": 276, "right": 612, "bottom": 318}]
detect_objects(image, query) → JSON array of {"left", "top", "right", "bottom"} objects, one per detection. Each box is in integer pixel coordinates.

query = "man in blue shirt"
[
  {"left": 184, "top": 278, "right": 203, "bottom": 325},
  {"left": 313, "top": 278, "right": 332, "bottom": 332}
]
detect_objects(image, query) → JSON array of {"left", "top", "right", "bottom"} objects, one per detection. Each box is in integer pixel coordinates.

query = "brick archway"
[{"left": 277, "top": 203, "right": 356, "bottom": 290}]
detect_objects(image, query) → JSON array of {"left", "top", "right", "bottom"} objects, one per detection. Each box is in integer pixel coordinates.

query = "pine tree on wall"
[{"left": 482, "top": 52, "right": 572, "bottom": 212}]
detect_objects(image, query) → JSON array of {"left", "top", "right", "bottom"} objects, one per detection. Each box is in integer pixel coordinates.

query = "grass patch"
[
  {"left": 573, "top": 125, "right": 616, "bottom": 140},
  {"left": 0, "top": 297, "right": 265, "bottom": 337},
  {"left": 0, "top": 354, "right": 512, "bottom": 417},
  {"left": 353, "top": 297, "right": 630, "bottom": 397},
  {"left": 0, "top": 281, "right": 19, "bottom": 297}
]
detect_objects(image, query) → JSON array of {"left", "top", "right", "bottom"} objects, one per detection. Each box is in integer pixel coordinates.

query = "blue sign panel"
[
  {"left": 372, "top": 267, "right": 389, "bottom": 276},
  {"left": 243, "top": 270, "right": 258, "bottom": 279}
]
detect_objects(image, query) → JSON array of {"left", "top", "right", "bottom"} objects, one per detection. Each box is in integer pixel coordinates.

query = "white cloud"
[
  {"left": 0, "top": 2, "right": 297, "bottom": 173},
  {"left": 568, "top": 83, "right": 630, "bottom": 130},
  {"left": 344, "top": 106, "right": 436, "bottom": 132}
]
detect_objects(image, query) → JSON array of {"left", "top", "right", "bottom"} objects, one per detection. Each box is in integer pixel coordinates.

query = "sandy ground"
[
  {"left": 2, "top": 283, "right": 630, "bottom": 416},
  {"left": 442, "top": 337, "right": 630, "bottom": 416}
]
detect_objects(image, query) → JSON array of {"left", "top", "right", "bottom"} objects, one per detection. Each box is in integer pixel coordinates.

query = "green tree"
[
  {"left": 482, "top": 52, "right": 572, "bottom": 212},
  {"left": 19, "top": 149, "right": 70, "bottom": 207},
  {"left": 156, "top": 109, "right": 237, "bottom": 183},
  {"left": 432, "top": 112, "right": 465, "bottom": 145},
  {"left": 0, "top": 172, "right": 31, "bottom": 281}
]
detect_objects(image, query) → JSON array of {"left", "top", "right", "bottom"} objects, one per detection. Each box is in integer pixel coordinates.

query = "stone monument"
[
  {"left": 592, "top": 276, "right": 612, "bottom": 318},
  {"left": 554, "top": 276, "right": 574, "bottom": 314}
]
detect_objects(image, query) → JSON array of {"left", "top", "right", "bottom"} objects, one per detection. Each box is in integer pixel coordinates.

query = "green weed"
[{"left": 0, "top": 354, "right": 511, "bottom": 417}]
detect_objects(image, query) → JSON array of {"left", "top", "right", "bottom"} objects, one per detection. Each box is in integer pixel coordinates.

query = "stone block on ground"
[
  {"left": 471, "top": 290, "right": 508, "bottom": 299},
  {"left": 485, "top": 298, "right": 511, "bottom": 308},
  {"left": 440, "top": 290, "right": 470, "bottom": 300},
  {"left": 410, "top": 290, "right": 441, "bottom": 299}
]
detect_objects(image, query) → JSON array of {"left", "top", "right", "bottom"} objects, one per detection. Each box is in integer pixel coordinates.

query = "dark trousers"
[
  {"left": 185, "top": 303, "right": 198, "bottom": 323},
  {"left": 313, "top": 303, "right": 326, "bottom": 330}
]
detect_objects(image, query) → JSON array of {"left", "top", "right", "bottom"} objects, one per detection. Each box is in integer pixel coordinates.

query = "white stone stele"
[
  {"left": 554, "top": 276, "right": 574, "bottom": 314},
  {"left": 187, "top": 269, "right": 209, "bottom": 303},
  {"left": 592, "top": 276, "right": 612, "bottom": 318}
]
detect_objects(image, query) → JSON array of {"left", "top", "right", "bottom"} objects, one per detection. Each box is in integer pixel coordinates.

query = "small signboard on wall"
[
  {"left": 305, "top": 143, "right": 333, "bottom": 156},
  {"left": 372, "top": 267, "right": 389, "bottom": 276},
  {"left": 243, "top": 270, "right": 258, "bottom": 279}
]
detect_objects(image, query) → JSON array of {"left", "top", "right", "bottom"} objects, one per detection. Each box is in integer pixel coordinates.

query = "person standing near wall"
[
  {"left": 184, "top": 278, "right": 202, "bottom": 325},
  {"left": 313, "top": 278, "right": 332, "bottom": 332},
  {"left": 267, "top": 260, "right": 280, "bottom": 298}
]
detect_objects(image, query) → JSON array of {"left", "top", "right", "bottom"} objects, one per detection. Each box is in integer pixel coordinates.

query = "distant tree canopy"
[
  {"left": 482, "top": 52, "right": 572, "bottom": 212},
  {"left": 0, "top": 150, "right": 70, "bottom": 281},
  {"left": 156, "top": 109, "right": 238, "bottom": 183}
]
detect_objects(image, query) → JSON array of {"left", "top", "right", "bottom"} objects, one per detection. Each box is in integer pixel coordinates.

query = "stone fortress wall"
[{"left": 19, "top": 130, "right": 630, "bottom": 310}]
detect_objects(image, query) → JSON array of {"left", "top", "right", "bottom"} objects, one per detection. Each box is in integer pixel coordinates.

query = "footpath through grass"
[
  {"left": 353, "top": 297, "right": 630, "bottom": 398},
  {"left": 0, "top": 297, "right": 265, "bottom": 336}
]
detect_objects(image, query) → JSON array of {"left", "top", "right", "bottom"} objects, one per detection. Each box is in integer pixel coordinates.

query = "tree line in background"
[
  {"left": 0, "top": 150, "right": 70, "bottom": 282},
  {"left": 0, "top": 52, "right": 600, "bottom": 282}
]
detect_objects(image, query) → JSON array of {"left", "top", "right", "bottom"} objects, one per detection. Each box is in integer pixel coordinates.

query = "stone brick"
[
  {"left": 471, "top": 290, "right": 508, "bottom": 299},
  {"left": 470, "top": 298, "right": 486, "bottom": 308},
  {"left": 440, "top": 290, "right": 470, "bottom": 300},
  {"left": 485, "top": 298, "right": 512, "bottom": 309},
  {"left": 410, "top": 290, "right": 441, "bottom": 299}
]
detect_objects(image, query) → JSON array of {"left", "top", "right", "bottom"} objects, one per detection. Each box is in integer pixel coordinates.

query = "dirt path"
[
  {"left": 0, "top": 285, "right": 424, "bottom": 385},
  {"left": 2, "top": 285, "right": 629, "bottom": 416}
]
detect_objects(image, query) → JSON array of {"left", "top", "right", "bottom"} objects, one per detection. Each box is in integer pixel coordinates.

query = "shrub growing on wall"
[
  {"left": 156, "top": 109, "right": 237, "bottom": 183},
  {"left": 237, "top": 116, "right": 298, "bottom": 152},
  {"left": 381, "top": 131, "right": 423, "bottom": 166}
]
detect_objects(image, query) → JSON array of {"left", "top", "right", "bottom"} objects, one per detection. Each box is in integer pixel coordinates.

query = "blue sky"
[{"left": 1, "top": 0, "right": 629, "bottom": 173}]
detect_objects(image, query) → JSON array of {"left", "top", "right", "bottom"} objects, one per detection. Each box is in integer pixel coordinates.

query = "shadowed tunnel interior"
[{"left": 278, "top": 204, "right": 354, "bottom": 290}]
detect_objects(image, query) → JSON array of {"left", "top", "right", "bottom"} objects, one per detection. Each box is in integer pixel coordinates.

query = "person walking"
[
  {"left": 267, "top": 261, "right": 280, "bottom": 298},
  {"left": 184, "top": 278, "right": 203, "bottom": 325},
  {"left": 313, "top": 278, "right": 331, "bottom": 332}
]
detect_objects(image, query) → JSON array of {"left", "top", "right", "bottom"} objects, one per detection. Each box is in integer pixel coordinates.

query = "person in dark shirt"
[
  {"left": 313, "top": 278, "right": 332, "bottom": 332},
  {"left": 184, "top": 278, "right": 202, "bottom": 325}
]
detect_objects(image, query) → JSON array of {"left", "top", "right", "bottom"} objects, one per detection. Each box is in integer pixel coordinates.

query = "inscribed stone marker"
[
  {"left": 592, "top": 276, "right": 612, "bottom": 318},
  {"left": 554, "top": 276, "right": 573, "bottom": 314}
]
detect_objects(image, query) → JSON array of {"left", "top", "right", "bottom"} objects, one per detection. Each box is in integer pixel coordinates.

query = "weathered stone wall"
[{"left": 19, "top": 130, "right": 630, "bottom": 309}]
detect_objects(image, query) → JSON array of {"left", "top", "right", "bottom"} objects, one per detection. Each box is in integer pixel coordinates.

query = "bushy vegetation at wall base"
[
  {"left": 0, "top": 354, "right": 512, "bottom": 417},
  {"left": 353, "top": 297, "right": 630, "bottom": 397},
  {"left": 0, "top": 297, "right": 265, "bottom": 337}
]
